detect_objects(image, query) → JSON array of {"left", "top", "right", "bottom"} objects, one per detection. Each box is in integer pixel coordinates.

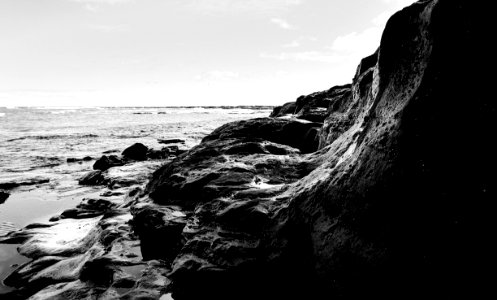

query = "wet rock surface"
[{"left": 1, "top": 1, "right": 491, "bottom": 299}]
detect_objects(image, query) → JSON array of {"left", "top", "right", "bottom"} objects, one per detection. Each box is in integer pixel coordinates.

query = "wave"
[
  {"left": 110, "top": 134, "right": 150, "bottom": 139},
  {"left": 0, "top": 113, "right": 5, "bottom": 117},
  {"left": 132, "top": 112, "right": 154, "bottom": 115},
  {"left": 6, "top": 134, "right": 99, "bottom": 142},
  {"left": 50, "top": 110, "right": 78, "bottom": 115},
  {"left": 32, "top": 156, "right": 65, "bottom": 168}
]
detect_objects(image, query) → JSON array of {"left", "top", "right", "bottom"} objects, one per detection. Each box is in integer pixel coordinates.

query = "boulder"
[
  {"left": 93, "top": 155, "right": 125, "bottom": 171},
  {"left": 122, "top": 143, "right": 149, "bottom": 161},
  {"left": 78, "top": 170, "right": 106, "bottom": 186}
]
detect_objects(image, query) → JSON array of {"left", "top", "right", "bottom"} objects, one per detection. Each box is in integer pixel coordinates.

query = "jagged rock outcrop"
[
  {"left": 269, "top": 101, "right": 296, "bottom": 117},
  {"left": 270, "top": 84, "right": 352, "bottom": 124}
]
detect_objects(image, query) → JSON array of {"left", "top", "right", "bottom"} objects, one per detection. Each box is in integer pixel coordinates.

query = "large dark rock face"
[{"left": 268, "top": 1, "right": 491, "bottom": 298}]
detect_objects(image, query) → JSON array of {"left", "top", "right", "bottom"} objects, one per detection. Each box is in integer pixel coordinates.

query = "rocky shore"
[{"left": 1, "top": 0, "right": 492, "bottom": 299}]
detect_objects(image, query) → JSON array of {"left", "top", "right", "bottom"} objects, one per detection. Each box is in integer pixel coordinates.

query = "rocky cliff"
[
  {"left": 147, "top": 0, "right": 491, "bottom": 298},
  {"left": 2, "top": 0, "right": 492, "bottom": 299}
]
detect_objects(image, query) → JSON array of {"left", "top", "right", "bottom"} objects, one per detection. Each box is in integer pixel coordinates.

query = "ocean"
[{"left": 0, "top": 106, "right": 271, "bottom": 294}]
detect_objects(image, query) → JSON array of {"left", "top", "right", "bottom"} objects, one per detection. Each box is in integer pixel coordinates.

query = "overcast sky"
[{"left": 0, "top": 0, "right": 415, "bottom": 107}]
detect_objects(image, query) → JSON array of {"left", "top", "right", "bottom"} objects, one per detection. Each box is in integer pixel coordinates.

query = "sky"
[{"left": 0, "top": 0, "right": 416, "bottom": 107}]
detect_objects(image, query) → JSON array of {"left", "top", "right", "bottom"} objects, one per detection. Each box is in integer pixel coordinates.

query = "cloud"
[
  {"left": 380, "top": 0, "right": 415, "bottom": 6},
  {"left": 86, "top": 24, "right": 127, "bottom": 33},
  {"left": 70, "top": 0, "right": 132, "bottom": 11},
  {"left": 195, "top": 70, "right": 240, "bottom": 81},
  {"left": 184, "top": 0, "right": 302, "bottom": 15},
  {"left": 282, "top": 40, "right": 300, "bottom": 48},
  {"left": 261, "top": 51, "right": 343, "bottom": 63},
  {"left": 329, "top": 27, "right": 381, "bottom": 53},
  {"left": 261, "top": 0, "right": 417, "bottom": 65},
  {"left": 281, "top": 36, "right": 318, "bottom": 48},
  {"left": 270, "top": 18, "right": 295, "bottom": 30},
  {"left": 262, "top": 25, "right": 381, "bottom": 64},
  {"left": 70, "top": 0, "right": 131, "bottom": 4}
]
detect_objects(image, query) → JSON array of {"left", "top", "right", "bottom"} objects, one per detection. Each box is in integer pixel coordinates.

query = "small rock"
[
  {"left": 67, "top": 157, "right": 93, "bottom": 163},
  {"left": 158, "top": 139, "right": 185, "bottom": 145},
  {"left": 103, "top": 149, "right": 119, "bottom": 154}
]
